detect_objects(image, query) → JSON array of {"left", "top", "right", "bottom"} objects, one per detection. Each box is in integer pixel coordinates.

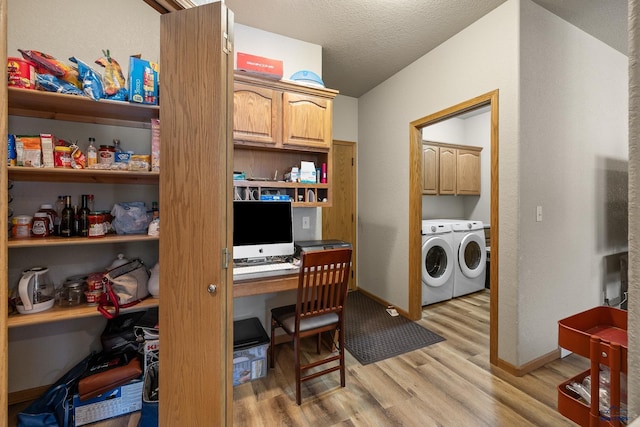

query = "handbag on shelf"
[{"left": 98, "top": 258, "right": 150, "bottom": 319}]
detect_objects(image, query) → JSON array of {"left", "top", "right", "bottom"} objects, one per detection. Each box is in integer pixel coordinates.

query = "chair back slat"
[{"left": 296, "top": 248, "right": 352, "bottom": 323}]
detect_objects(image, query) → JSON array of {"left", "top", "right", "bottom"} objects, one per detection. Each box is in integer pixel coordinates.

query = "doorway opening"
[{"left": 408, "top": 90, "right": 499, "bottom": 365}]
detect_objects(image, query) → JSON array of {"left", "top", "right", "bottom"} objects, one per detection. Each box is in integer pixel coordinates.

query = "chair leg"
[
  {"left": 270, "top": 316, "right": 276, "bottom": 369},
  {"left": 316, "top": 332, "right": 321, "bottom": 354},
  {"left": 339, "top": 325, "right": 345, "bottom": 387},
  {"left": 294, "top": 335, "right": 302, "bottom": 405}
]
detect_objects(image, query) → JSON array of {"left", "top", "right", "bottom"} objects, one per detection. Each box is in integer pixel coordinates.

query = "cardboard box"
[
  {"left": 151, "top": 118, "right": 160, "bottom": 172},
  {"left": 299, "top": 161, "right": 317, "bottom": 184},
  {"left": 73, "top": 379, "right": 143, "bottom": 426},
  {"left": 39, "top": 133, "right": 55, "bottom": 168},
  {"left": 128, "top": 57, "right": 159, "bottom": 105},
  {"left": 237, "top": 53, "right": 283, "bottom": 80},
  {"left": 233, "top": 317, "right": 269, "bottom": 386}
]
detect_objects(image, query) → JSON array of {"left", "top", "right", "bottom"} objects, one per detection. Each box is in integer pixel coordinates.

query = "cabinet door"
[
  {"left": 439, "top": 147, "right": 457, "bottom": 195},
  {"left": 160, "top": 3, "right": 233, "bottom": 425},
  {"left": 282, "top": 92, "right": 332, "bottom": 149},
  {"left": 422, "top": 145, "right": 439, "bottom": 195},
  {"left": 456, "top": 148, "right": 481, "bottom": 195},
  {"left": 233, "top": 82, "right": 282, "bottom": 146}
]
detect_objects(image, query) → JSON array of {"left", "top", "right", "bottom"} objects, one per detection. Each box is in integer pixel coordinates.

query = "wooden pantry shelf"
[
  {"left": 8, "top": 87, "right": 159, "bottom": 128},
  {"left": 8, "top": 298, "right": 159, "bottom": 328},
  {"left": 8, "top": 166, "right": 159, "bottom": 185},
  {"left": 8, "top": 234, "right": 159, "bottom": 249}
]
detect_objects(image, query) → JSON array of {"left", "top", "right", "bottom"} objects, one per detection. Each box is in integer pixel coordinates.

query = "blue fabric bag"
[{"left": 18, "top": 353, "right": 96, "bottom": 427}]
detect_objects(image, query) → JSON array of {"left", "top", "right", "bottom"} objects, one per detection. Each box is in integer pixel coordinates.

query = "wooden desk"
[{"left": 233, "top": 273, "right": 299, "bottom": 297}]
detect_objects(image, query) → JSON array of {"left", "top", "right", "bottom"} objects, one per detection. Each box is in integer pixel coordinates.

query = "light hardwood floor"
[
  {"left": 9, "top": 290, "right": 587, "bottom": 426},
  {"left": 233, "top": 289, "right": 587, "bottom": 426}
]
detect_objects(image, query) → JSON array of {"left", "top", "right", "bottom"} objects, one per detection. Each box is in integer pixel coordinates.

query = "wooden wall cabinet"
[
  {"left": 233, "top": 72, "right": 338, "bottom": 207},
  {"left": 422, "top": 142, "right": 482, "bottom": 195}
]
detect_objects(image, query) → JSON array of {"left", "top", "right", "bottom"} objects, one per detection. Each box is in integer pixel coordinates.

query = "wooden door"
[
  {"left": 160, "top": 3, "right": 234, "bottom": 425},
  {"left": 439, "top": 146, "right": 457, "bottom": 194},
  {"left": 422, "top": 144, "right": 439, "bottom": 194},
  {"left": 0, "top": 0, "right": 7, "bottom": 419},
  {"left": 322, "top": 140, "right": 357, "bottom": 290}
]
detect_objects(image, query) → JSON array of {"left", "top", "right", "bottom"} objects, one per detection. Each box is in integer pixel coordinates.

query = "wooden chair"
[{"left": 270, "top": 248, "right": 352, "bottom": 405}]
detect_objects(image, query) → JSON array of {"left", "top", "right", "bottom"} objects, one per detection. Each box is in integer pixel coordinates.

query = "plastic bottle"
[
  {"left": 113, "top": 139, "right": 123, "bottom": 153},
  {"left": 87, "top": 137, "right": 97, "bottom": 167}
]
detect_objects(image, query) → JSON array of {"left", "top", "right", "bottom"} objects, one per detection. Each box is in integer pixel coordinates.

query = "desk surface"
[{"left": 233, "top": 272, "right": 299, "bottom": 297}]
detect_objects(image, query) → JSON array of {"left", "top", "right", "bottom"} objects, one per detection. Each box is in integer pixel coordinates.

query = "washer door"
[
  {"left": 421, "top": 236, "right": 453, "bottom": 287},
  {"left": 457, "top": 233, "right": 487, "bottom": 279}
]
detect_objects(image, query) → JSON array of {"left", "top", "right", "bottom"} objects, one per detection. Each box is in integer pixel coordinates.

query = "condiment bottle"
[
  {"left": 78, "top": 195, "right": 90, "bottom": 237},
  {"left": 31, "top": 212, "right": 50, "bottom": 237},
  {"left": 59, "top": 195, "right": 74, "bottom": 237},
  {"left": 87, "top": 137, "right": 97, "bottom": 167},
  {"left": 38, "top": 204, "right": 57, "bottom": 236}
]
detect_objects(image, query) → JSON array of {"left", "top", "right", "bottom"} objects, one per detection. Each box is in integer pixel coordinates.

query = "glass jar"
[
  {"left": 12, "top": 215, "right": 32, "bottom": 239},
  {"left": 98, "top": 145, "right": 115, "bottom": 166}
]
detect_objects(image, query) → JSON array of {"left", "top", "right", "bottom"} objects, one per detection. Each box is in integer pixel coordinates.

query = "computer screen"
[{"left": 233, "top": 200, "right": 294, "bottom": 260}]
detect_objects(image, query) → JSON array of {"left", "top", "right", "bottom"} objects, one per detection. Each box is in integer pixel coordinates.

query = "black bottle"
[
  {"left": 78, "top": 195, "right": 90, "bottom": 237},
  {"left": 59, "top": 195, "right": 74, "bottom": 237}
]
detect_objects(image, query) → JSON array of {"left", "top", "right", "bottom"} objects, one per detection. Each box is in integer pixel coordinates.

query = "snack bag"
[
  {"left": 36, "top": 74, "right": 83, "bottom": 96},
  {"left": 68, "top": 57, "right": 104, "bottom": 101},
  {"left": 95, "top": 49, "right": 126, "bottom": 101},
  {"left": 70, "top": 143, "right": 87, "bottom": 169},
  {"left": 18, "top": 49, "right": 81, "bottom": 88}
]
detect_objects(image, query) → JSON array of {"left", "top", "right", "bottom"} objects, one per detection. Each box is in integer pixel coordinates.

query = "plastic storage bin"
[
  {"left": 557, "top": 306, "right": 628, "bottom": 426},
  {"left": 233, "top": 317, "right": 269, "bottom": 386}
]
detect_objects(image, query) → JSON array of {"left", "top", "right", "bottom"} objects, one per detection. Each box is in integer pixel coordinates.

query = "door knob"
[{"left": 207, "top": 284, "right": 217, "bottom": 295}]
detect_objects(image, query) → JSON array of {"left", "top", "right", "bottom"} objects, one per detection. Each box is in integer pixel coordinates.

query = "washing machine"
[
  {"left": 421, "top": 220, "right": 455, "bottom": 305},
  {"left": 443, "top": 220, "right": 487, "bottom": 297}
]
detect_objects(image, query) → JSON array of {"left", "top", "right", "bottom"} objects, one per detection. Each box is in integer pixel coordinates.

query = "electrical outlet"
[
  {"left": 302, "top": 216, "right": 310, "bottom": 229},
  {"left": 536, "top": 206, "right": 543, "bottom": 222}
]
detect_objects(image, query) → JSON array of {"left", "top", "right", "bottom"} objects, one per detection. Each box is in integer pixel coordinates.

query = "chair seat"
[{"left": 271, "top": 304, "right": 339, "bottom": 335}]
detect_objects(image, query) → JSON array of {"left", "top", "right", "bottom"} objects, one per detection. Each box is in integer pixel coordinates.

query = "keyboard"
[{"left": 233, "top": 262, "right": 298, "bottom": 277}]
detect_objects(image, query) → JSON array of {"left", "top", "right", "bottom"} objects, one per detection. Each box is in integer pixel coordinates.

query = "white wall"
[
  {"left": 518, "top": 0, "right": 628, "bottom": 363},
  {"left": 358, "top": 0, "right": 628, "bottom": 368},
  {"left": 233, "top": 23, "right": 321, "bottom": 80},
  {"left": 333, "top": 95, "right": 358, "bottom": 142},
  {"left": 358, "top": 0, "right": 520, "bottom": 363}
]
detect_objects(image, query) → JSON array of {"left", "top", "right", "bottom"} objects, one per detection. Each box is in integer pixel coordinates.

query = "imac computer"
[{"left": 232, "top": 200, "right": 294, "bottom": 261}]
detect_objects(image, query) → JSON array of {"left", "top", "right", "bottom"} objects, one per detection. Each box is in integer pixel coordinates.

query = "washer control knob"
[{"left": 431, "top": 226, "right": 436, "bottom": 232}]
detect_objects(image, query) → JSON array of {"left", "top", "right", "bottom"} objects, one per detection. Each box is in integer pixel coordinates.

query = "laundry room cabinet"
[
  {"left": 233, "top": 72, "right": 338, "bottom": 207},
  {"left": 422, "top": 142, "right": 482, "bottom": 195}
]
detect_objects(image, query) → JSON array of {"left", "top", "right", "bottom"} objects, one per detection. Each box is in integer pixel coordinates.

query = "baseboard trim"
[
  {"left": 9, "top": 384, "right": 51, "bottom": 405},
  {"left": 495, "top": 348, "right": 561, "bottom": 377},
  {"left": 352, "top": 288, "right": 410, "bottom": 318}
]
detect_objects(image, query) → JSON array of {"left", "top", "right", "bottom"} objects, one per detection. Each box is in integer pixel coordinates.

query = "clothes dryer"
[
  {"left": 421, "top": 221, "right": 455, "bottom": 305},
  {"left": 444, "top": 220, "right": 487, "bottom": 297}
]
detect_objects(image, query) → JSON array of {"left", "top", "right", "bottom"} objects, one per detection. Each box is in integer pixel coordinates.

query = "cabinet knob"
[{"left": 207, "top": 284, "right": 218, "bottom": 295}]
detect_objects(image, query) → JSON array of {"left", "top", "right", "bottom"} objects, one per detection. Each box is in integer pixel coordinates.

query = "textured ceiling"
[{"left": 194, "top": 0, "right": 627, "bottom": 98}]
